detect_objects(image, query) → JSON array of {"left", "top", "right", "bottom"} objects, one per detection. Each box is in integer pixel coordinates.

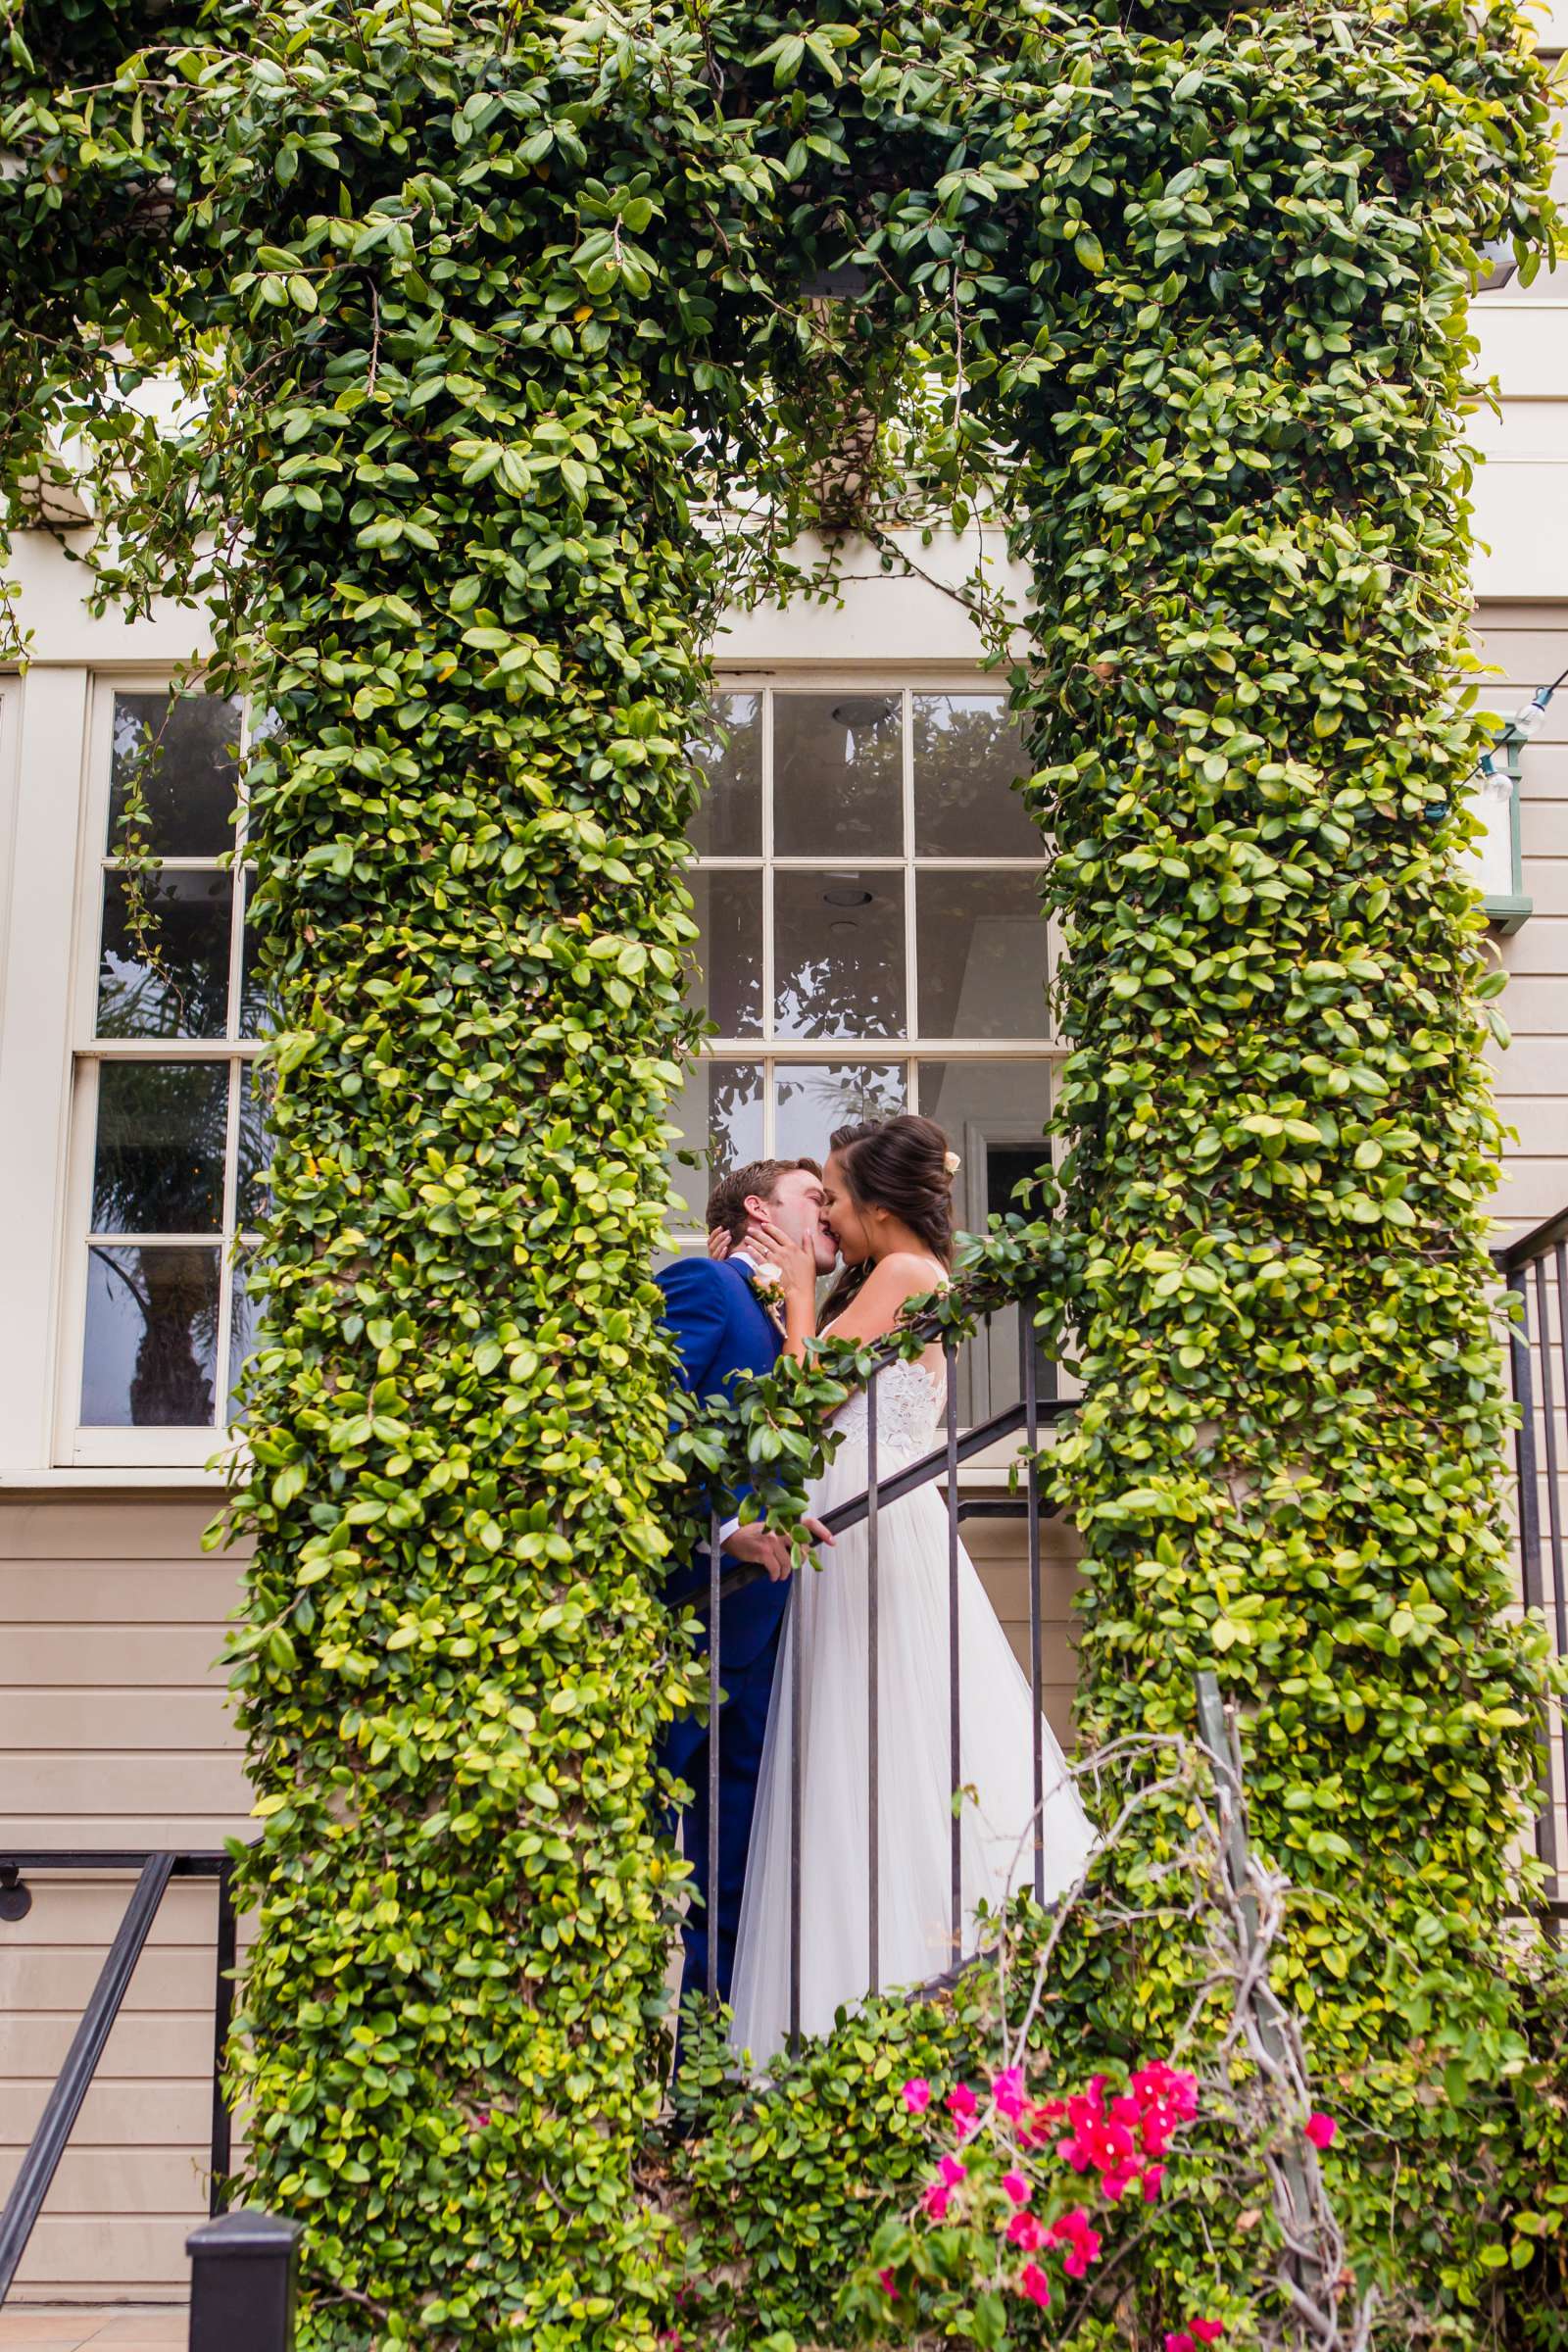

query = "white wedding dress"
[{"left": 728, "top": 1355, "right": 1096, "bottom": 2065}]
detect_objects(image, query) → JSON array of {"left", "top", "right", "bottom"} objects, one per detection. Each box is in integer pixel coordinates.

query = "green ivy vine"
[{"left": 2, "top": 0, "right": 1566, "bottom": 2345}]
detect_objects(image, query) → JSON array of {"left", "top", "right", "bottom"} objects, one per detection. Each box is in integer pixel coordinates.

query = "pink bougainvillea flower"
[
  {"left": 1192, "top": 2323, "right": 1225, "bottom": 2343},
  {"left": 1002, "top": 2171, "right": 1031, "bottom": 2207},
  {"left": 1164, "top": 2333, "right": 1195, "bottom": 2352},
  {"left": 938, "top": 2153, "right": 968, "bottom": 2187},
  {"left": 1018, "top": 2263, "right": 1052, "bottom": 2309},
  {"left": 1050, "top": 2204, "right": 1102, "bottom": 2274},
  {"left": 947, "top": 2083, "right": 978, "bottom": 2132},
  {"left": 1304, "top": 2113, "right": 1338, "bottom": 2150},
  {"left": 924, "top": 2183, "right": 952, "bottom": 2221},
  {"left": 993, "top": 2066, "right": 1028, "bottom": 2119},
  {"left": 1143, "top": 2162, "right": 1166, "bottom": 2202},
  {"left": 902, "top": 2078, "right": 932, "bottom": 2114},
  {"left": 1005, "top": 2213, "right": 1043, "bottom": 2251},
  {"left": 878, "top": 2269, "right": 898, "bottom": 2296}
]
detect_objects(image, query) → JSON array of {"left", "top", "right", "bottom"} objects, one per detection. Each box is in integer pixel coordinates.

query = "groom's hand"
[{"left": 724, "top": 1516, "right": 835, "bottom": 1583}]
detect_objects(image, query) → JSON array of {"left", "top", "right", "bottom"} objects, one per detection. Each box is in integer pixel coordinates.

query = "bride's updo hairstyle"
[{"left": 820, "top": 1113, "right": 956, "bottom": 1321}]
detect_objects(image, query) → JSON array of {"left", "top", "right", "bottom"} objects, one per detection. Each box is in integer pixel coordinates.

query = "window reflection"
[
  {"left": 775, "top": 1065, "right": 906, "bottom": 1164},
  {"left": 92, "top": 1060, "right": 228, "bottom": 1235},
  {"left": 774, "top": 870, "right": 906, "bottom": 1040},
  {"left": 916, "top": 871, "right": 1048, "bottom": 1040},
  {"left": 98, "top": 869, "right": 232, "bottom": 1039},
  {"left": 664, "top": 1061, "right": 764, "bottom": 1236},
  {"left": 110, "top": 693, "right": 241, "bottom": 859},
  {"left": 80, "top": 1245, "right": 220, "bottom": 1427},
  {"left": 912, "top": 694, "right": 1039, "bottom": 859},
  {"left": 688, "top": 694, "right": 762, "bottom": 857},
  {"left": 773, "top": 693, "right": 903, "bottom": 857},
  {"left": 688, "top": 870, "right": 763, "bottom": 1037}
]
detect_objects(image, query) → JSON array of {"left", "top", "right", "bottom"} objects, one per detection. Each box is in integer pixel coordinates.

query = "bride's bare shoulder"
[
  {"left": 871, "top": 1250, "right": 948, "bottom": 1297},
  {"left": 822, "top": 1251, "right": 948, "bottom": 1343}
]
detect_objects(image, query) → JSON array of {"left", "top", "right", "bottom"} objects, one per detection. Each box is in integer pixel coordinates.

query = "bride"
[{"left": 725, "top": 1112, "right": 1095, "bottom": 2065}]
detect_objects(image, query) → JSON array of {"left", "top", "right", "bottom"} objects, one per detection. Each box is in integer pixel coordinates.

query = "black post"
[
  {"left": 209, "top": 1859, "right": 237, "bottom": 2217},
  {"left": 188, "top": 2211, "right": 300, "bottom": 2352}
]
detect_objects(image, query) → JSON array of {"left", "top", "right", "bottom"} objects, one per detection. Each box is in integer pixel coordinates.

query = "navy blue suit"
[{"left": 657, "top": 1255, "right": 790, "bottom": 2007}]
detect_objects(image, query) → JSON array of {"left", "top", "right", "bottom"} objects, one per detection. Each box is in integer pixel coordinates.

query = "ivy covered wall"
[{"left": 1, "top": 0, "right": 1563, "bottom": 2343}]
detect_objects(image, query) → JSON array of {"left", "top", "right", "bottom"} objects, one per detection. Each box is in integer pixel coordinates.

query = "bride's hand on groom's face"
[{"left": 748, "top": 1210, "right": 818, "bottom": 1298}]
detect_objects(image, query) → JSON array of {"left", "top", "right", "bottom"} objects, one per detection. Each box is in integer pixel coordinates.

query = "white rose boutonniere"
[{"left": 749, "top": 1260, "right": 784, "bottom": 1304}]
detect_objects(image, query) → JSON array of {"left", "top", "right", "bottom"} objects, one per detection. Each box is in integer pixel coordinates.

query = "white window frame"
[{"left": 53, "top": 670, "right": 261, "bottom": 1470}]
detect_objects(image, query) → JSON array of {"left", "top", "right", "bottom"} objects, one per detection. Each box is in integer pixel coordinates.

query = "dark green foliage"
[{"left": 1, "top": 0, "right": 1564, "bottom": 2342}]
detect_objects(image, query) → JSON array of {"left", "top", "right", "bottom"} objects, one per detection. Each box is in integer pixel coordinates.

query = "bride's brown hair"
[{"left": 819, "top": 1113, "right": 956, "bottom": 1323}]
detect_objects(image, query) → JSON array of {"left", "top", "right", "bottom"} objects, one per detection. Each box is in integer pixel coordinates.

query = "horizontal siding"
[
  {"left": 1475, "top": 609, "right": 1568, "bottom": 1241},
  {"left": 1, "top": 1511, "right": 246, "bottom": 2298}
]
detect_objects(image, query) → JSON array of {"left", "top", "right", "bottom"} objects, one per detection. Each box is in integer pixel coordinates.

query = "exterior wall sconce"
[{"left": 1468, "top": 692, "right": 1544, "bottom": 935}]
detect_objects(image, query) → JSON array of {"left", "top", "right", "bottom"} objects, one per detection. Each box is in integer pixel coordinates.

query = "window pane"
[
  {"left": 916, "top": 1061, "right": 1054, "bottom": 1424},
  {"left": 237, "top": 1066, "right": 272, "bottom": 1229},
  {"left": 80, "top": 1245, "right": 220, "bottom": 1426},
  {"left": 916, "top": 871, "right": 1047, "bottom": 1040},
  {"left": 688, "top": 694, "right": 762, "bottom": 857},
  {"left": 688, "top": 870, "right": 763, "bottom": 1037},
  {"left": 912, "top": 693, "right": 1039, "bottom": 858},
  {"left": 91, "top": 1060, "right": 228, "bottom": 1236},
  {"left": 774, "top": 869, "right": 906, "bottom": 1040},
  {"left": 664, "top": 1061, "right": 763, "bottom": 1236},
  {"left": 227, "top": 1252, "right": 258, "bottom": 1423},
  {"left": 775, "top": 1064, "right": 906, "bottom": 1165},
  {"left": 237, "top": 874, "right": 271, "bottom": 1039},
  {"left": 98, "top": 869, "right": 232, "bottom": 1039},
  {"left": 110, "top": 692, "right": 241, "bottom": 859},
  {"left": 773, "top": 693, "right": 903, "bottom": 857}
]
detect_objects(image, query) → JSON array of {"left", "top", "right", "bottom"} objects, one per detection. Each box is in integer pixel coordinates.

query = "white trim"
[{"left": 0, "top": 666, "right": 92, "bottom": 1473}]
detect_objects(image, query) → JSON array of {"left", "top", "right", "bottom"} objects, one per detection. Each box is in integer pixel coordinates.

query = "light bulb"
[{"left": 1513, "top": 692, "right": 1550, "bottom": 739}]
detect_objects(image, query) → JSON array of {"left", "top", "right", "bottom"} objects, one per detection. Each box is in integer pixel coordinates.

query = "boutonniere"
[{"left": 749, "top": 1260, "right": 785, "bottom": 1309}]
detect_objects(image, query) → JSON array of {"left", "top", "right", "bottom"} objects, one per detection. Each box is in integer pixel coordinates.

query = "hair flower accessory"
[{"left": 943, "top": 1150, "right": 961, "bottom": 1175}]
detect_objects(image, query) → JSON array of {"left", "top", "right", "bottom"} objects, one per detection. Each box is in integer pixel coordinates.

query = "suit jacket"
[{"left": 657, "top": 1254, "right": 791, "bottom": 1670}]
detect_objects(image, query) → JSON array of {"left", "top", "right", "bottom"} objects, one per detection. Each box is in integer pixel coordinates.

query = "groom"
[{"left": 657, "top": 1155, "right": 838, "bottom": 2011}]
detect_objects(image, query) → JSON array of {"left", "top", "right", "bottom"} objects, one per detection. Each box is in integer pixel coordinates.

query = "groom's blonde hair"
[{"left": 706, "top": 1156, "right": 821, "bottom": 1248}]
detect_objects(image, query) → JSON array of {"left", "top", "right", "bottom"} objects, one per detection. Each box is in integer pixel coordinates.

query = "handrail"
[
  {"left": 715, "top": 1393, "right": 1073, "bottom": 1601},
  {"left": 0, "top": 1849, "right": 238, "bottom": 2306},
  {"left": 1494, "top": 1204, "right": 1568, "bottom": 1275}
]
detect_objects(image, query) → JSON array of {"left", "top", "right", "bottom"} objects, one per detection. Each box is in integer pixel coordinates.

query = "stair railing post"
[{"left": 188, "top": 2211, "right": 301, "bottom": 2352}]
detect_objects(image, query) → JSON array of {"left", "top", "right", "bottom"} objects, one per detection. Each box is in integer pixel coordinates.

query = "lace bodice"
[{"left": 828, "top": 1357, "right": 945, "bottom": 1465}]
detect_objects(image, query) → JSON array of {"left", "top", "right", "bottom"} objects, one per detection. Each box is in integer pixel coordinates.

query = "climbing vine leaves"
[{"left": 1, "top": 0, "right": 1564, "bottom": 2344}]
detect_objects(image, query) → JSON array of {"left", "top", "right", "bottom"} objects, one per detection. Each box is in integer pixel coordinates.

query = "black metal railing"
[
  {"left": 708, "top": 1306, "right": 1071, "bottom": 2043},
  {"left": 0, "top": 1850, "right": 237, "bottom": 2305},
  {"left": 1495, "top": 1206, "right": 1568, "bottom": 1910}
]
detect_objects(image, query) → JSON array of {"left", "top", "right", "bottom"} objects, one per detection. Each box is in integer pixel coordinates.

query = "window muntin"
[{"left": 66, "top": 684, "right": 267, "bottom": 1456}]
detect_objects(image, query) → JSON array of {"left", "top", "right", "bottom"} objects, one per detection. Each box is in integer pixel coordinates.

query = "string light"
[{"left": 1424, "top": 660, "right": 1568, "bottom": 824}]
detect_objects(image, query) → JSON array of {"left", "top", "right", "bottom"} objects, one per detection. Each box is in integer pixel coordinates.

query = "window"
[
  {"left": 61, "top": 683, "right": 267, "bottom": 1464},
  {"left": 670, "top": 680, "right": 1059, "bottom": 1418}
]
